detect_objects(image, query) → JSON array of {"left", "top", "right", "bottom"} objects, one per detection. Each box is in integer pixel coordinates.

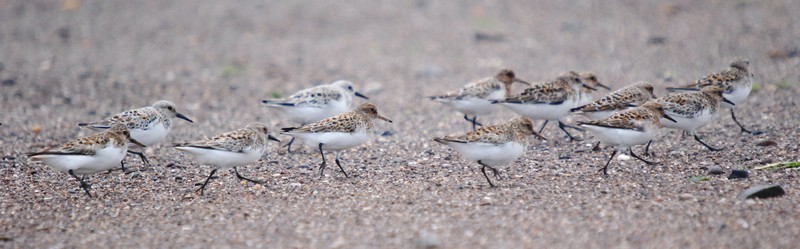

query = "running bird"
[
  {"left": 571, "top": 82, "right": 657, "bottom": 120},
  {"left": 666, "top": 58, "right": 761, "bottom": 135},
  {"left": 654, "top": 86, "right": 734, "bottom": 151},
  {"left": 27, "top": 125, "right": 145, "bottom": 197},
  {"left": 434, "top": 116, "right": 545, "bottom": 187},
  {"left": 78, "top": 100, "right": 193, "bottom": 169},
  {"left": 429, "top": 69, "right": 530, "bottom": 130},
  {"left": 174, "top": 122, "right": 280, "bottom": 195},
  {"left": 281, "top": 103, "right": 392, "bottom": 178},
  {"left": 578, "top": 101, "right": 676, "bottom": 175},
  {"left": 493, "top": 73, "right": 596, "bottom": 141},
  {"left": 262, "top": 80, "right": 369, "bottom": 152}
]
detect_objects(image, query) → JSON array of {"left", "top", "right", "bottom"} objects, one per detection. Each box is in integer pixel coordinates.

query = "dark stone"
[
  {"left": 2, "top": 79, "right": 15, "bottom": 86},
  {"left": 756, "top": 140, "right": 778, "bottom": 146},
  {"left": 647, "top": 36, "right": 667, "bottom": 45},
  {"left": 474, "top": 32, "right": 505, "bottom": 42},
  {"left": 728, "top": 169, "right": 749, "bottom": 179},
  {"left": 737, "top": 184, "right": 785, "bottom": 200},
  {"left": 381, "top": 130, "right": 394, "bottom": 136}
]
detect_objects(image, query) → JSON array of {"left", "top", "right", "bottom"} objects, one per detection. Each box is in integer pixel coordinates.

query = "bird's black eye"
[{"left": 348, "top": 86, "right": 353, "bottom": 90}]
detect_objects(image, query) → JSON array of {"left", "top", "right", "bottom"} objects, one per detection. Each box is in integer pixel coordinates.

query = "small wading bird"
[
  {"left": 262, "top": 80, "right": 369, "bottom": 153},
  {"left": 434, "top": 116, "right": 545, "bottom": 187},
  {"left": 27, "top": 125, "right": 145, "bottom": 197},
  {"left": 429, "top": 69, "right": 530, "bottom": 130},
  {"left": 174, "top": 122, "right": 280, "bottom": 195},
  {"left": 578, "top": 101, "right": 676, "bottom": 175},
  {"left": 79, "top": 100, "right": 193, "bottom": 171},
  {"left": 281, "top": 103, "right": 392, "bottom": 178}
]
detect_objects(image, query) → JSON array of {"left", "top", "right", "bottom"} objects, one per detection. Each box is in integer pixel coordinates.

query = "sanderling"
[
  {"left": 262, "top": 80, "right": 369, "bottom": 152},
  {"left": 666, "top": 58, "right": 761, "bottom": 134},
  {"left": 281, "top": 103, "right": 392, "bottom": 178},
  {"left": 79, "top": 100, "right": 193, "bottom": 169},
  {"left": 578, "top": 101, "right": 676, "bottom": 174},
  {"left": 571, "top": 82, "right": 656, "bottom": 120},
  {"left": 429, "top": 69, "right": 530, "bottom": 130},
  {"left": 27, "top": 125, "right": 145, "bottom": 197},
  {"left": 493, "top": 73, "right": 596, "bottom": 141},
  {"left": 174, "top": 122, "right": 280, "bottom": 195},
  {"left": 434, "top": 116, "right": 545, "bottom": 187},
  {"left": 654, "top": 86, "right": 734, "bottom": 151}
]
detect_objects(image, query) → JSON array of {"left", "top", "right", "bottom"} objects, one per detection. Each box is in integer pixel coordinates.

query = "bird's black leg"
[
  {"left": 334, "top": 152, "right": 349, "bottom": 178},
  {"left": 598, "top": 150, "right": 617, "bottom": 175},
  {"left": 318, "top": 143, "right": 327, "bottom": 178},
  {"left": 463, "top": 115, "right": 483, "bottom": 130},
  {"left": 629, "top": 148, "right": 657, "bottom": 165},
  {"left": 196, "top": 168, "right": 218, "bottom": 195},
  {"left": 68, "top": 169, "right": 92, "bottom": 197},
  {"left": 558, "top": 121, "right": 582, "bottom": 141},
  {"left": 591, "top": 141, "right": 602, "bottom": 152},
  {"left": 643, "top": 140, "right": 653, "bottom": 156},
  {"left": 283, "top": 137, "right": 296, "bottom": 153},
  {"left": 730, "top": 109, "right": 763, "bottom": 135},
  {"left": 234, "top": 167, "right": 265, "bottom": 184},
  {"left": 538, "top": 120, "right": 549, "bottom": 133},
  {"left": 693, "top": 134, "right": 723, "bottom": 151},
  {"left": 127, "top": 150, "right": 150, "bottom": 165},
  {"left": 477, "top": 160, "right": 498, "bottom": 187}
]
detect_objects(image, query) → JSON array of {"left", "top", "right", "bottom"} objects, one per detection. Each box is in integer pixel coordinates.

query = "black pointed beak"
[
  {"left": 596, "top": 82, "right": 611, "bottom": 90},
  {"left": 176, "top": 113, "right": 194, "bottom": 123},
  {"left": 582, "top": 84, "right": 597, "bottom": 91},
  {"left": 722, "top": 97, "right": 735, "bottom": 106},
  {"left": 662, "top": 113, "right": 677, "bottom": 123},
  {"left": 129, "top": 138, "right": 146, "bottom": 147},
  {"left": 268, "top": 135, "right": 280, "bottom": 142},
  {"left": 514, "top": 79, "right": 531, "bottom": 85},
  {"left": 354, "top": 92, "right": 369, "bottom": 99}
]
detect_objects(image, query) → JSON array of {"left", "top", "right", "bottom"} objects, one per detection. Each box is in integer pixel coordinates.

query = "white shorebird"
[
  {"left": 429, "top": 69, "right": 530, "bottom": 130},
  {"left": 174, "top": 122, "right": 280, "bottom": 195},
  {"left": 434, "top": 116, "right": 545, "bottom": 187},
  {"left": 281, "top": 103, "right": 392, "bottom": 178},
  {"left": 79, "top": 100, "right": 193, "bottom": 169},
  {"left": 578, "top": 101, "right": 676, "bottom": 174},
  {"left": 493, "top": 73, "right": 596, "bottom": 141},
  {"left": 666, "top": 58, "right": 761, "bottom": 135},
  {"left": 655, "top": 86, "right": 734, "bottom": 151},
  {"left": 28, "top": 125, "right": 145, "bottom": 197},
  {"left": 262, "top": 80, "right": 369, "bottom": 152}
]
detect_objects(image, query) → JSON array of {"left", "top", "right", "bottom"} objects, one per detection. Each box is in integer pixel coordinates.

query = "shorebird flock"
[{"left": 27, "top": 58, "right": 760, "bottom": 196}]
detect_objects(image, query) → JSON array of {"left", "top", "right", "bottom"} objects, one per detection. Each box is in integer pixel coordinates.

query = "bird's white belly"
[
  {"left": 501, "top": 99, "right": 576, "bottom": 121},
  {"left": 438, "top": 97, "right": 500, "bottom": 116},
  {"left": 131, "top": 122, "right": 170, "bottom": 146},
  {"left": 281, "top": 99, "right": 350, "bottom": 125},
  {"left": 448, "top": 141, "right": 525, "bottom": 166},
  {"left": 723, "top": 86, "right": 751, "bottom": 109},
  {"left": 293, "top": 132, "right": 370, "bottom": 151},
  {"left": 176, "top": 147, "right": 264, "bottom": 168},
  {"left": 661, "top": 109, "right": 715, "bottom": 133},
  {"left": 582, "top": 125, "right": 656, "bottom": 150},
  {"left": 34, "top": 145, "right": 126, "bottom": 175}
]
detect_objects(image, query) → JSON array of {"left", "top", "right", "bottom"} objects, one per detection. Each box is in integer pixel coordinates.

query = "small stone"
[
  {"left": 708, "top": 166, "right": 724, "bottom": 175},
  {"left": 2, "top": 78, "right": 15, "bottom": 86},
  {"left": 678, "top": 193, "right": 694, "bottom": 201},
  {"left": 728, "top": 169, "right": 749, "bottom": 179},
  {"left": 617, "top": 154, "right": 631, "bottom": 161},
  {"left": 737, "top": 184, "right": 785, "bottom": 200}
]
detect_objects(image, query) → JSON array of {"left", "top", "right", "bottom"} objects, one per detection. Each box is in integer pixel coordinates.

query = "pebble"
[
  {"left": 727, "top": 169, "right": 749, "bottom": 179},
  {"left": 737, "top": 184, "right": 785, "bottom": 200},
  {"left": 678, "top": 193, "right": 694, "bottom": 201},
  {"left": 707, "top": 166, "right": 724, "bottom": 175}
]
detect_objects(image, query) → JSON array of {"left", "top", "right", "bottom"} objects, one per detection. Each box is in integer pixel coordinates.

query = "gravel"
[{"left": 1, "top": 1, "right": 799, "bottom": 248}]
